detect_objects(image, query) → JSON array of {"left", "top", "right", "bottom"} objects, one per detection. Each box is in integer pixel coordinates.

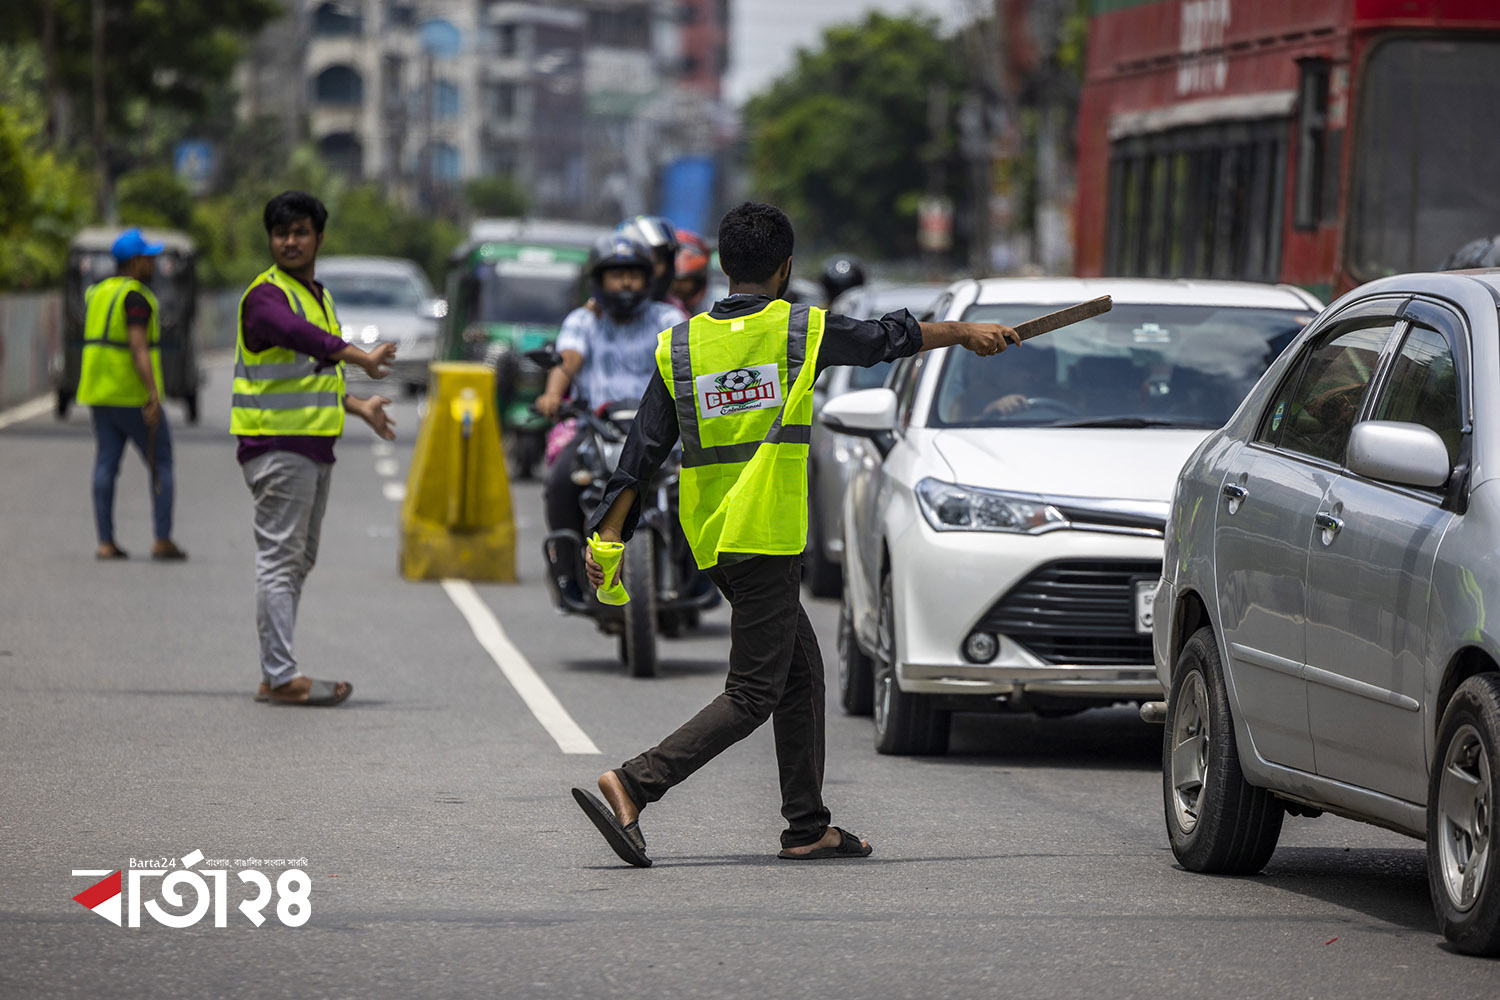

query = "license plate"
[{"left": 1134, "top": 579, "right": 1159, "bottom": 635}]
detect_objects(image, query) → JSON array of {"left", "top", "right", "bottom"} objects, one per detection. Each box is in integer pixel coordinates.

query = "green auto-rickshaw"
[
  {"left": 56, "top": 227, "right": 202, "bottom": 423},
  {"left": 441, "top": 218, "right": 607, "bottom": 479}
]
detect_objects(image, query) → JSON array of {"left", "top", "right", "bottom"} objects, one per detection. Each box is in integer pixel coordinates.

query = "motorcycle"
[{"left": 533, "top": 371, "right": 720, "bottom": 678}]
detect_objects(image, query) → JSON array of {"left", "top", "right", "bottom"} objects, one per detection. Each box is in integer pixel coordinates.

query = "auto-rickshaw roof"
[{"left": 70, "top": 226, "right": 197, "bottom": 256}]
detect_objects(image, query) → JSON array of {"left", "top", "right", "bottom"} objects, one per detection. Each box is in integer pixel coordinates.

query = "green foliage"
[
  {"left": 743, "top": 13, "right": 969, "bottom": 258},
  {"left": 0, "top": 102, "right": 93, "bottom": 290},
  {"left": 465, "top": 175, "right": 530, "bottom": 218},
  {"left": 117, "top": 165, "right": 194, "bottom": 230}
]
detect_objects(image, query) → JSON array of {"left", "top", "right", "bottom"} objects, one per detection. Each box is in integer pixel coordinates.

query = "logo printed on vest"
[{"left": 697, "top": 364, "right": 782, "bottom": 418}]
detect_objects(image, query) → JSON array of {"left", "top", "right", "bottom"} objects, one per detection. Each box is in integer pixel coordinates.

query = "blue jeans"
[{"left": 90, "top": 405, "right": 174, "bottom": 544}]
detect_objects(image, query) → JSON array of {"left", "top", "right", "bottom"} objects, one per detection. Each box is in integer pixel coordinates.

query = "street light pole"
[{"left": 91, "top": 0, "right": 111, "bottom": 220}]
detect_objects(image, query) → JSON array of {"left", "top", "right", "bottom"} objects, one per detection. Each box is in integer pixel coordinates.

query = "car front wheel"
[
  {"left": 1427, "top": 673, "right": 1500, "bottom": 956},
  {"left": 837, "top": 593, "right": 873, "bottom": 716},
  {"left": 1163, "top": 626, "right": 1282, "bottom": 874},
  {"left": 872, "top": 571, "right": 949, "bottom": 755}
]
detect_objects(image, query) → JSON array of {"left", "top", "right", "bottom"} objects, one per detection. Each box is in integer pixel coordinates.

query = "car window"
[
  {"left": 320, "top": 273, "right": 426, "bottom": 309},
  {"left": 847, "top": 359, "right": 892, "bottom": 391},
  {"left": 1266, "top": 321, "right": 1394, "bottom": 463},
  {"left": 1372, "top": 323, "right": 1461, "bottom": 465}
]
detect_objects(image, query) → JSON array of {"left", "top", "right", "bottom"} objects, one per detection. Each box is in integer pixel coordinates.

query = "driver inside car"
[{"left": 940, "top": 342, "right": 1058, "bottom": 422}]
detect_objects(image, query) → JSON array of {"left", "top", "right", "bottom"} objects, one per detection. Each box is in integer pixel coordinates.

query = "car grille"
[{"left": 975, "top": 559, "right": 1159, "bottom": 665}]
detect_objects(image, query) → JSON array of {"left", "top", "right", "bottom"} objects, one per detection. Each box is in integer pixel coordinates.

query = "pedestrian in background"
[
  {"left": 77, "top": 227, "right": 187, "bottom": 561},
  {"left": 573, "top": 202, "right": 1020, "bottom": 866},
  {"left": 235, "top": 190, "right": 397, "bottom": 707}
]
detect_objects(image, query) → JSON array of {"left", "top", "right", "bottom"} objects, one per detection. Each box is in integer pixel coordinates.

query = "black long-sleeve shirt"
[{"left": 584, "top": 293, "right": 924, "bottom": 543}]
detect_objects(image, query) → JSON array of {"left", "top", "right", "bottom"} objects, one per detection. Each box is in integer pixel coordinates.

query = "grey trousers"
[{"left": 242, "top": 451, "right": 332, "bottom": 686}]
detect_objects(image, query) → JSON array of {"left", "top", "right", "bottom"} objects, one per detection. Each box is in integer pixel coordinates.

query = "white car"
[
  {"left": 823, "top": 277, "right": 1321, "bottom": 755},
  {"left": 319, "top": 255, "right": 446, "bottom": 395}
]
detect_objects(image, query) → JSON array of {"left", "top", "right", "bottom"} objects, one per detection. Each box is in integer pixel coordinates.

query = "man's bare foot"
[
  {"left": 597, "top": 770, "right": 638, "bottom": 827},
  {"left": 780, "top": 825, "right": 869, "bottom": 857}
]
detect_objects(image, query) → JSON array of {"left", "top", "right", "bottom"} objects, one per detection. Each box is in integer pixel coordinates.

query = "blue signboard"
[
  {"left": 657, "top": 157, "right": 717, "bottom": 237},
  {"left": 173, "top": 140, "right": 215, "bottom": 195}
]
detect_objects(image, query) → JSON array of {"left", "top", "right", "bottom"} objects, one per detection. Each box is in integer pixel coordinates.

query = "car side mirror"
[
  {"left": 1346, "top": 420, "right": 1452, "bottom": 489},
  {"left": 820, "top": 387, "right": 898, "bottom": 437},
  {"left": 525, "top": 343, "right": 561, "bottom": 371}
]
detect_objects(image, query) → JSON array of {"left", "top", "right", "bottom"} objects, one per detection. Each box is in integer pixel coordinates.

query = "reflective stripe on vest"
[
  {"left": 656, "top": 300, "right": 824, "bottom": 568},
  {"left": 230, "top": 267, "right": 346, "bottom": 437},
  {"left": 76, "top": 276, "right": 164, "bottom": 407}
]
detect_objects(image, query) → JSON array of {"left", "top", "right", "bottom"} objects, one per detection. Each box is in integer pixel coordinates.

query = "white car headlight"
[
  {"left": 915, "top": 478, "right": 1066, "bottom": 534},
  {"left": 359, "top": 324, "right": 380, "bottom": 344}
]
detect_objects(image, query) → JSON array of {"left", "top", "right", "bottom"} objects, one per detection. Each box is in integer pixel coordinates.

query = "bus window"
[{"left": 1349, "top": 37, "right": 1500, "bottom": 278}]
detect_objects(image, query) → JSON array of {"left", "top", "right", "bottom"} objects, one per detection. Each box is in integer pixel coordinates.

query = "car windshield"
[
  {"left": 320, "top": 273, "right": 426, "bottom": 310},
  {"left": 478, "top": 258, "right": 582, "bottom": 325},
  {"left": 933, "top": 303, "right": 1313, "bottom": 428}
]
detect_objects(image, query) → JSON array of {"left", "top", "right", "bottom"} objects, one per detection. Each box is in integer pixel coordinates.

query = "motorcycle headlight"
[{"left": 914, "top": 478, "right": 1066, "bottom": 534}]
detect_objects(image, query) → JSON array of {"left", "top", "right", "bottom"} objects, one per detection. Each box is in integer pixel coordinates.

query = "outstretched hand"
[
  {"left": 357, "top": 395, "right": 396, "bottom": 440},
  {"left": 362, "top": 343, "right": 397, "bottom": 379},
  {"left": 962, "top": 323, "right": 1022, "bottom": 357}
]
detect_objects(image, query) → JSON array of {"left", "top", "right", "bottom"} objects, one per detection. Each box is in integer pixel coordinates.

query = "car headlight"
[
  {"left": 359, "top": 324, "right": 380, "bottom": 344},
  {"left": 914, "top": 478, "right": 1066, "bottom": 533}
]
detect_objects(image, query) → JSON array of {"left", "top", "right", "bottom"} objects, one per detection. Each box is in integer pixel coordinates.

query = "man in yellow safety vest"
[
  {"left": 77, "top": 227, "right": 187, "bottom": 561},
  {"left": 234, "top": 190, "right": 397, "bottom": 707},
  {"left": 572, "top": 202, "right": 1020, "bottom": 866}
]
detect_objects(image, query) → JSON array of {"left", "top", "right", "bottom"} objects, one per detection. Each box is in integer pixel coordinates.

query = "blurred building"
[{"left": 233, "top": 0, "right": 731, "bottom": 222}]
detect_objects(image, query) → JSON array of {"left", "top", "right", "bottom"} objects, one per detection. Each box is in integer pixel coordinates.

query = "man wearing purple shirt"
[{"left": 238, "top": 191, "right": 396, "bottom": 707}]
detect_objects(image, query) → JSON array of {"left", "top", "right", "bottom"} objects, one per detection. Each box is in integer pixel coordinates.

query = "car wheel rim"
[
  {"left": 874, "top": 584, "right": 894, "bottom": 736},
  {"left": 1169, "top": 669, "right": 1210, "bottom": 835},
  {"left": 1437, "top": 722, "right": 1493, "bottom": 913}
]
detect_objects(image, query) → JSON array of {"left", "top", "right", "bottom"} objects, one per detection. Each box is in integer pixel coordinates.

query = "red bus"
[{"left": 1074, "top": 0, "right": 1500, "bottom": 299}]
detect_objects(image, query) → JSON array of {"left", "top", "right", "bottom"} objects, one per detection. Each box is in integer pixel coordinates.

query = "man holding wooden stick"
[{"left": 571, "top": 202, "right": 1026, "bottom": 867}]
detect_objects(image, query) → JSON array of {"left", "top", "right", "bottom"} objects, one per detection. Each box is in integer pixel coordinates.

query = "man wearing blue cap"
[{"left": 76, "top": 227, "right": 187, "bottom": 561}]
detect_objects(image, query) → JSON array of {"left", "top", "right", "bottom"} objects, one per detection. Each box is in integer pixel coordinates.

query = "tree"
[{"left": 742, "top": 13, "right": 970, "bottom": 259}]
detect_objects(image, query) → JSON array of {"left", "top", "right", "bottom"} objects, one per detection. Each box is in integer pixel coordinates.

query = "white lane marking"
[
  {"left": 382, "top": 481, "right": 406, "bottom": 502},
  {"left": 441, "top": 579, "right": 600, "bottom": 755},
  {"left": 371, "top": 441, "right": 395, "bottom": 457},
  {"left": 374, "top": 458, "right": 400, "bottom": 477},
  {"left": 0, "top": 395, "right": 54, "bottom": 431}
]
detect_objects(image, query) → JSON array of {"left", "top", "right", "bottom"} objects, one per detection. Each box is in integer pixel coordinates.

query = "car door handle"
[
  {"left": 1222, "top": 483, "right": 1248, "bottom": 501},
  {"left": 1314, "top": 512, "right": 1343, "bottom": 534}
]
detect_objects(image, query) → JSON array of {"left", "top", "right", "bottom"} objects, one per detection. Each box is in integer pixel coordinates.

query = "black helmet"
[
  {"left": 819, "top": 254, "right": 867, "bottom": 304},
  {"left": 586, "top": 234, "right": 654, "bottom": 320},
  {"left": 616, "top": 215, "right": 679, "bottom": 301}
]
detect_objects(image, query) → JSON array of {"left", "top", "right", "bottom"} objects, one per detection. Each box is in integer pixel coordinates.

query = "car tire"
[
  {"left": 838, "top": 593, "right": 873, "bottom": 716},
  {"left": 872, "top": 571, "right": 950, "bottom": 755},
  {"left": 1427, "top": 673, "right": 1500, "bottom": 956},
  {"left": 1163, "top": 626, "right": 1282, "bottom": 874},
  {"left": 185, "top": 390, "right": 200, "bottom": 425},
  {"left": 55, "top": 387, "right": 71, "bottom": 420}
]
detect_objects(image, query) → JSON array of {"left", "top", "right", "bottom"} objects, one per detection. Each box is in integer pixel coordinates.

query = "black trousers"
[{"left": 614, "top": 553, "right": 832, "bottom": 849}]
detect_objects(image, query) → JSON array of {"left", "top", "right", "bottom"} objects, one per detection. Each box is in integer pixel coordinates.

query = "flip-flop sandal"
[
  {"left": 777, "top": 826, "right": 872, "bottom": 860},
  {"left": 571, "top": 787, "right": 651, "bottom": 868},
  {"left": 267, "top": 678, "right": 353, "bottom": 707}
]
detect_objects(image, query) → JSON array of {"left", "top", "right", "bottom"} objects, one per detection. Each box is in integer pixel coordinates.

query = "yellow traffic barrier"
[{"left": 399, "top": 362, "right": 516, "bottom": 581}]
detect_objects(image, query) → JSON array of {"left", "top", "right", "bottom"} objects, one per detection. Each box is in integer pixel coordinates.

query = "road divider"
[{"left": 441, "top": 579, "right": 599, "bottom": 755}]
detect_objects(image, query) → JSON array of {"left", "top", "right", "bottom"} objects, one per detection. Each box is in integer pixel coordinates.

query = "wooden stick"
[{"left": 1011, "top": 295, "right": 1113, "bottom": 342}]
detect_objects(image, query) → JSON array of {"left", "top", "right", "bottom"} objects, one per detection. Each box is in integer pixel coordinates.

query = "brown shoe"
[
  {"left": 96, "top": 543, "right": 129, "bottom": 560},
  {"left": 151, "top": 541, "right": 188, "bottom": 561}
]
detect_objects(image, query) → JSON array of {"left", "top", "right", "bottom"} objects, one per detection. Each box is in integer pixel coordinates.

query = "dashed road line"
[
  {"left": 441, "top": 579, "right": 600, "bottom": 755},
  {"left": 0, "top": 395, "right": 54, "bottom": 431},
  {"left": 382, "top": 481, "right": 406, "bottom": 502}
]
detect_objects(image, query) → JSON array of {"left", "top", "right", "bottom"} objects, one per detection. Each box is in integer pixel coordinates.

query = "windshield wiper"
[{"left": 1051, "top": 416, "right": 1219, "bottom": 429}]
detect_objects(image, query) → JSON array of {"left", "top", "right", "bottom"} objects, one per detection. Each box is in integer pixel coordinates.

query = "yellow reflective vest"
[
  {"left": 655, "top": 299, "right": 825, "bottom": 569},
  {"left": 231, "top": 266, "right": 346, "bottom": 437},
  {"left": 77, "top": 276, "right": 164, "bottom": 407}
]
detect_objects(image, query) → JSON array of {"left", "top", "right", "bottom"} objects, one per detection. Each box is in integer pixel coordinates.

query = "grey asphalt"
[{"left": 1, "top": 359, "right": 1494, "bottom": 998}]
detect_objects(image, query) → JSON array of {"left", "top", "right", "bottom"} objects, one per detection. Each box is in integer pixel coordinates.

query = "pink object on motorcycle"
[{"left": 545, "top": 417, "right": 578, "bottom": 467}]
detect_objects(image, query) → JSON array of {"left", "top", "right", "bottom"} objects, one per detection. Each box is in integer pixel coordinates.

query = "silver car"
[
  {"left": 319, "top": 256, "right": 446, "bottom": 395},
  {"left": 1151, "top": 269, "right": 1500, "bottom": 955},
  {"left": 805, "top": 282, "right": 946, "bottom": 597}
]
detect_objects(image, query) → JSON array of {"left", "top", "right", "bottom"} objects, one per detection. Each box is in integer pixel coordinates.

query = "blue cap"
[{"left": 111, "top": 227, "right": 165, "bottom": 263}]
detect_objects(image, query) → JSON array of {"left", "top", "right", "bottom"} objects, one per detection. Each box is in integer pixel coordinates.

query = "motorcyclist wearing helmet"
[
  {"left": 616, "top": 215, "right": 688, "bottom": 313},
  {"left": 672, "top": 228, "right": 712, "bottom": 314},
  {"left": 818, "top": 253, "right": 867, "bottom": 307},
  {"left": 539, "top": 233, "right": 687, "bottom": 536}
]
